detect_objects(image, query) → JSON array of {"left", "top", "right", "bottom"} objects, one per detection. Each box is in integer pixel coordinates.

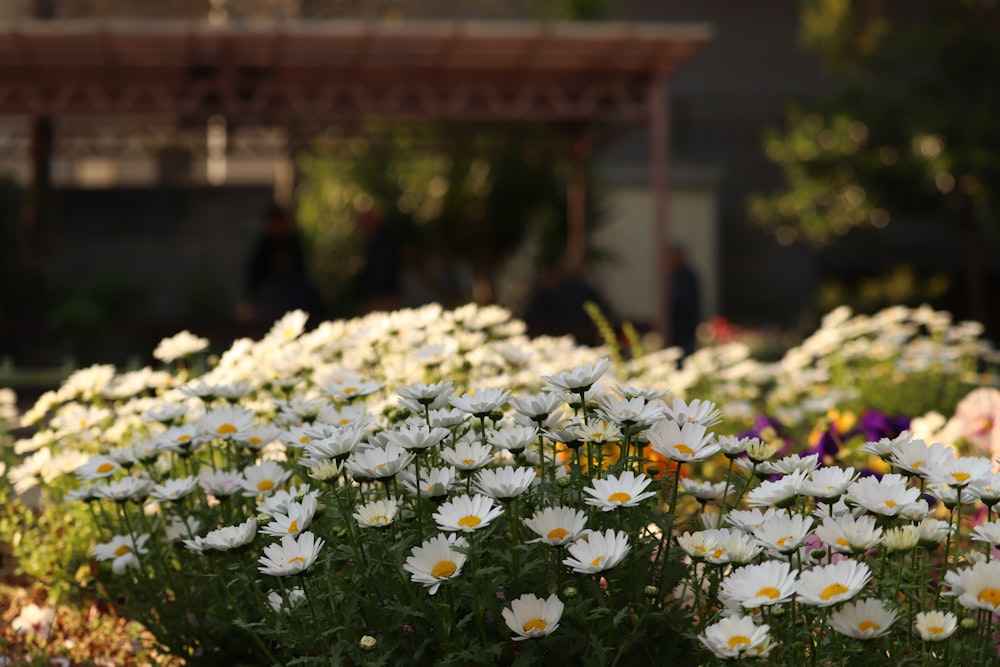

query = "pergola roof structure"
[
  {"left": 0, "top": 19, "right": 710, "bottom": 121},
  {"left": 0, "top": 18, "right": 711, "bottom": 340}
]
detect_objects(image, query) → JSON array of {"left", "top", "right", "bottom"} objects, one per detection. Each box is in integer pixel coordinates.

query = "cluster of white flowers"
[{"left": 2, "top": 302, "right": 998, "bottom": 663}]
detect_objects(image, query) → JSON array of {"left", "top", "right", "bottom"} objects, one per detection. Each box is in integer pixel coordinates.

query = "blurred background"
[{"left": 1, "top": 0, "right": 998, "bottom": 379}]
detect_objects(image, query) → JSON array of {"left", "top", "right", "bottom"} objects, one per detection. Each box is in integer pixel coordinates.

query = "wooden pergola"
[{"left": 0, "top": 18, "right": 711, "bottom": 340}]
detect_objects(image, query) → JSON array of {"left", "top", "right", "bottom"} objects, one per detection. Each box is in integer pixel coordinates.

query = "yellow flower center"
[
  {"left": 590, "top": 556, "right": 603, "bottom": 567},
  {"left": 431, "top": 560, "right": 457, "bottom": 579},
  {"left": 674, "top": 444, "right": 694, "bottom": 456},
  {"left": 258, "top": 480, "right": 275, "bottom": 492},
  {"left": 462, "top": 458, "right": 476, "bottom": 465},
  {"left": 458, "top": 515, "right": 482, "bottom": 528},
  {"left": 299, "top": 436, "right": 310, "bottom": 444},
  {"left": 288, "top": 556, "right": 305, "bottom": 565},
  {"left": 756, "top": 587, "right": 781, "bottom": 600},
  {"left": 608, "top": 492, "right": 632, "bottom": 504},
  {"left": 547, "top": 527, "right": 569, "bottom": 541},
  {"left": 343, "top": 387, "right": 358, "bottom": 395},
  {"left": 884, "top": 500, "right": 897, "bottom": 509},
  {"left": 114, "top": 545, "right": 131, "bottom": 557},
  {"left": 727, "top": 635, "right": 750, "bottom": 649},
  {"left": 217, "top": 423, "right": 237, "bottom": 435},
  {"left": 96, "top": 462, "right": 116, "bottom": 474},
  {"left": 951, "top": 472, "right": 971, "bottom": 484},
  {"left": 523, "top": 618, "right": 547, "bottom": 633},
  {"left": 912, "top": 461, "right": 923, "bottom": 469},
  {"left": 858, "top": 621, "right": 880, "bottom": 633},
  {"left": 821, "top": 583, "right": 849, "bottom": 600},
  {"left": 288, "top": 520, "right": 299, "bottom": 534},
  {"left": 371, "top": 515, "right": 388, "bottom": 525},
  {"left": 178, "top": 434, "right": 192, "bottom": 442},
  {"left": 978, "top": 588, "right": 1000, "bottom": 607},
  {"left": 927, "top": 625, "right": 944, "bottom": 635},
  {"left": 775, "top": 535, "right": 793, "bottom": 548},
  {"left": 249, "top": 437, "right": 262, "bottom": 445},
  {"left": 711, "top": 548, "right": 725, "bottom": 559},
  {"left": 836, "top": 538, "right": 850, "bottom": 548}
]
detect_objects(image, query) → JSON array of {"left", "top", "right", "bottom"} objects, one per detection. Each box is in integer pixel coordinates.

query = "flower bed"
[{"left": 2, "top": 303, "right": 1000, "bottom": 665}]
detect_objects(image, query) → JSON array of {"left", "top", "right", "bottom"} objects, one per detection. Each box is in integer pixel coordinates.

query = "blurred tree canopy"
[
  {"left": 748, "top": 0, "right": 1000, "bottom": 319},
  {"left": 295, "top": 121, "right": 604, "bottom": 316}
]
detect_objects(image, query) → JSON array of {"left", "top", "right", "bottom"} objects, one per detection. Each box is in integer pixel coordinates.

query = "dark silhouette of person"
[
  {"left": 239, "top": 204, "right": 321, "bottom": 324},
  {"left": 667, "top": 245, "right": 701, "bottom": 355},
  {"left": 522, "top": 259, "right": 614, "bottom": 346},
  {"left": 353, "top": 207, "right": 400, "bottom": 313}
]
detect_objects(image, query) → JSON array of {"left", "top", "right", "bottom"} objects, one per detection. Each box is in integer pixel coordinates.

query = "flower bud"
[
  {"left": 563, "top": 586, "right": 579, "bottom": 599},
  {"left": 360, "top": 635, "right": 377, "bottom": 651},
  {"left": 643, "top": 585, "right": 659, "bottom": 598}
]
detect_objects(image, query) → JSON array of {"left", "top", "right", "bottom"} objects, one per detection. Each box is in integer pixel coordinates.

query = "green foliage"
[
  {"left": 750, "top": 0, "right": 1000, "bottom": 245},
  {"left": 295, "top": 121, "right": 574, "bottom": 313}
]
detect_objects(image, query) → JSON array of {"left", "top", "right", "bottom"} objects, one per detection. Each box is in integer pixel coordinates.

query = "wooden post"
[
  {"left": 566, "top": 124, "right": 590, "bottom": 268},
  {"left": 649, "top": 75, "right": 671, "bottom": 346}
]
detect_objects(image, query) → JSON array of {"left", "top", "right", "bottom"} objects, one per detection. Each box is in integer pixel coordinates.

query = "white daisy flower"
[
  {"left": 502, "top": 593, "right": 564, "bottom": 641},
  {"left": 646, "top": 420, "right": 719, "bottom": 463},
  {"left": 267, "top": 587, "right": 306, "bottom": 615},
  {"left": 203, "top": 517, "right": 258, "bottom": 551},
  {"left": 153, "top": 330, "right": 209, "bottom": 363},
  {"left": 524, "top": 506, "right": 589, "bottom": 546},
  {"left": 198, "top": 406, "right": 256, "bottom": 440},
  {"left": 486, "top": 425, "right": 539, "bottom": 453},
  {"left": 474, "top": 466, "right": 536, "bottom": 500},
  {"left": 75, "top": 455, "right": 121, "bottom": 482},
  {"left": 889, "top": 439, "right": 952, "bottom": 476},
  {"left": 257, "top": 486, "right": 317, "bottom": 517},
  {"left": 449, "top": 387, "right": 511, "bottom": 417},
  {"left": 439, "top": 440, "right": 496, "bottom": 471},
  {"left": 563, "top": 529, "right": 630, "bottom": 574},
  {"left": 720, "top": 560, "right": 797, "bottom": 609},
  {"left": 403, "top": 533, "right": 468, "bottom": 595},
  {"left": 156, "top": 424, "right": 201, "bottom": 454},
  {"left": 150, "top": 476, "right": 198, "bottom": 502},
  {"left": 881, "top": 525, "right": 919, "bottom": 552},
  {"left": 93, "top": 476, "right": 153, "bottom": 502},
  {"left": 257, "top": 531, "right": 324, "bottom": 576},
  {"left": 240, "top": 461, "right": 292, "bottom": 496},
  {"left": 925, "top": 455, "right": 993, "bottom": 490},
  {"left": 845, "top": 473, "right": 922, "bottom": 517},
  {"left": 681, "top": 479, "right": 731, "bottom": 505},
  {"left": 753, "top": 512, "right": 814, "bottom": 556},
  {"left": 676, "top": 531, "right": 721, "bottom": 561},
  {"left": 345, "top": 443, "right": 415, "bottom": 481},
  {"left": 596, "top": 395, "right": 664, "bottom": 428},
  {"left": 583, "top": 471, "right": 657, "bottom": 511},
  {"left": 509, "top": 392, "right": 565, "bottom": 422},
  {"left": 944, "top": 560, "right": 1000, "bottom": 612},
  {"left": 746, "top": 470, "right": 809, "bottom": 508},
  {"left": 813, "top": 514, "right": 883, "bottom": 554},
  {"left": 400, "top": 466, "right": 456, "bottom": 499},
  {"left": 382, "top": 422, "right": 451, "bottom": 452},
  {"left": 800, "top": 466, "right": 857, "bottom": 500},
  {"left": 432, "top": 494, "right": 503, "bottom": 533},
  {"left": 197, "top": 469, "right": 244, "bottom": 497},
  {"left": 243, "top": 424, "right": 282, "bottom": 451},
  {"left": 915, "top": 517, "right": 953, "bottom": 547},
  {"left": 663, "top": 397, "right": 723, "bottom": 428},
  {"left": 397, "top": 380, "right": 455, "bottom": 410},
  {"left": 698, "top": 615, "right": 772, "bottom": 660},
  {"left": 973, "top": 519, "right": 1000, "bottom": 546},
  {"left": 92, "top": 533, "right": 150, "bottom": 574},
  {"left": 541, "top": 358, "right": 611, "bottom": 393},
  {"left": 913, "top": 610, "right": 958, "bottom": 642},
  {"left": 354, "top": 498, "right": 400, "bottom": 529},
  {"left": 762, "top": 453, "right": 820, "bottom": 476},
  {"left": 259, "top": 495, "right": 317, "bottom": 537},
  {"left": 300, "top": 423, "right": 366, "bottom": 464},
  {"left": 796, "top": 559, "right": 871, "bottom": 607},
  {"left": 827, "top": 598, "right": 897, "bottom": 639}
]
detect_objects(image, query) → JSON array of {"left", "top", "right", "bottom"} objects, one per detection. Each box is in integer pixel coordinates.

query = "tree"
[{"left": 748, "top": 0, "right": 1000, "bottom": 322}]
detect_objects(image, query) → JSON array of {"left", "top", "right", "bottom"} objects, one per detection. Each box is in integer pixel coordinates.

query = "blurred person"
[
  {"left": 238, "top": 204, "right": 320, "bottom": 324},
  {"left": 353, "top": 207, "right": 401, "bottom": 313},
  {"left": 522, "top": 258, "right": 614, "bottom": 346},
  {"left": 667, "top": 245, "right": 701, "bottom": 356}
]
